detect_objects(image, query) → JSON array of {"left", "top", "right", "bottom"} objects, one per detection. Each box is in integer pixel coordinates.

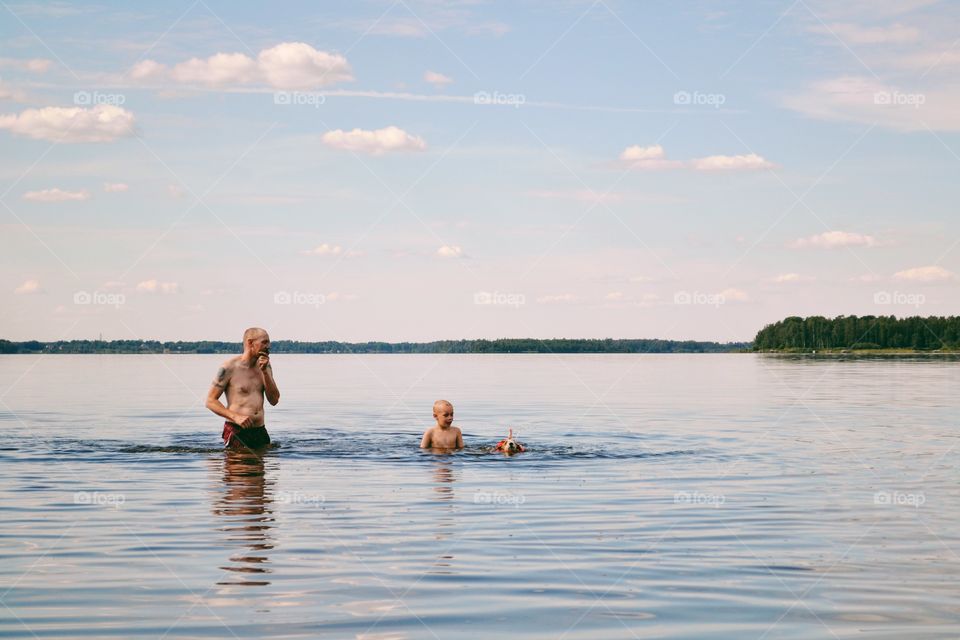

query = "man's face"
[
  {"left": 434, "top": 404, "right": 454, "bottom": 427},
  {"left": 251, "top": 334, "right": 271, "bottom": 355}
]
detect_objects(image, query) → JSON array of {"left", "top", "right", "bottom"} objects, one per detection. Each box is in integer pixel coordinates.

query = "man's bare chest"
[{"left": 228, "top": 369, "right": 263, "bottom": 397}]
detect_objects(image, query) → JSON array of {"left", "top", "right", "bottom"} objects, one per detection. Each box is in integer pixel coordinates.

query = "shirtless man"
[
  {"left": 206, "top": 327, "right": 280, "bottom": 450},
  {"left": 420, "top": 400, "right": 464, "bottom": 451}
]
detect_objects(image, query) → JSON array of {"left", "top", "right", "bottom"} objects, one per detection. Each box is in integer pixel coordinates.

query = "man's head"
[
  {"left": 243, "top": 327, "right": 270, "bottom": 356},
  {"left": 433, "top": 400, "right": 454, "bottom": 428}
]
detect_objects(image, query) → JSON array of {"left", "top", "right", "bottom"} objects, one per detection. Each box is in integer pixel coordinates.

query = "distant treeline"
[
  {"left": 753, "top": 315, "right": 960, "bottom": 351},
  {"left": 0, "top": 338, "right": 747, "bottom": 355}
]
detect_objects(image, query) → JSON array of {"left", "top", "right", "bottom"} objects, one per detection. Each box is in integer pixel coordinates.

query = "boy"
[{"left": 420, "top": 399, "right": 464, "bottom": 450}]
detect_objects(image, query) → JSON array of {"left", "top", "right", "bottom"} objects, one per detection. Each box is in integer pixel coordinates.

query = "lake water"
[{"left": 1, "top": 354, "right": 958, "bottom": 639}]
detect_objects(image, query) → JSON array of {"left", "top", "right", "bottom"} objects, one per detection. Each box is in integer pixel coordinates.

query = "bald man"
[{"left": 206, "top": 327, "right": 281, "bottom": 450}]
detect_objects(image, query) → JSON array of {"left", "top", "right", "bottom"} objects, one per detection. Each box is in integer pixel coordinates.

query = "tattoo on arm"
[{"left": 213, "top": 367, "right": 227, "bottom": 388}]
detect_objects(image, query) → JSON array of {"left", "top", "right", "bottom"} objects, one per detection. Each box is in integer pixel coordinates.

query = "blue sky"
[{"left": 2, "top": 0, "right": 959, "bottom": 342}]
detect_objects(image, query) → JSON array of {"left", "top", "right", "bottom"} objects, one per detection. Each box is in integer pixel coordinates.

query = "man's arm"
[
  {"left": 258, "top": 357, "right": 280, "bottom": 406},
  {"left": 205, "top": 364, "right": 253, "bottom": 427}
]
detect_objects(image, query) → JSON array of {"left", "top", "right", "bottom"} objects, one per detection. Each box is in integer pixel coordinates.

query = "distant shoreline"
[
  {"left": 758, "top": 348, "right": 960, "bottom": 356},
  {"left": 0, "top": 338, "right": 750, "bottom": 355}
]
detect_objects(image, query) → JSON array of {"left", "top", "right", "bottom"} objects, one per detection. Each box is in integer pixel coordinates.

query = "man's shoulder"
[{"left": 220, "top": 355, "right": 242, "bottom": 370}]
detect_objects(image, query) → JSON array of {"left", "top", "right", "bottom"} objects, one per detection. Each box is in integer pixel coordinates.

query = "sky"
[{"left": 1, "top": 0, "right": 959, "bottom": 343}]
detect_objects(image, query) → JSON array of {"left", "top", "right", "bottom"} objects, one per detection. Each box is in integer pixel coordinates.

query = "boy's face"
[{"left": 433, "top": 404, "right": 454, "bottom": 428}]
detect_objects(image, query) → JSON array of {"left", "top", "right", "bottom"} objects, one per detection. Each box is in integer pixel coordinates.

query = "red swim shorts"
[{"left": 222, "top": 422, "right": 271, "bottom": 450}]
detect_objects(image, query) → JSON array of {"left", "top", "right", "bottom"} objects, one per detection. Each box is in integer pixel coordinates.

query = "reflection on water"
[
  {"left": 210, "top": 451, "right": 275, "bottom": 588},
  {"left": 2, "top": 354, "right": 960, "bottom": 639},
  {"left": 428, "top": 459, "right": 458, "bottom": 576}
]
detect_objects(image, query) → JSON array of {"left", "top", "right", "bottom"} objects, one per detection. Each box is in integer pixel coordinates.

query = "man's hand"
[
  {"left": 257, "top": 353, "right": 270, "bottom": 372},
  {"left": 233, "top": 414, "right": 255, "bottom": 428}
]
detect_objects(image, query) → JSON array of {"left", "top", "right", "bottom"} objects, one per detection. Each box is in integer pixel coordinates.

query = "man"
[{"left": 206, "top": 327, "right": 280, "bottom": 450}]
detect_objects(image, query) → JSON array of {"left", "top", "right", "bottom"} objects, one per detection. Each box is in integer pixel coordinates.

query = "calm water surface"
[{"left": 1, "top": 354, "right": 958, "bottom": 639}]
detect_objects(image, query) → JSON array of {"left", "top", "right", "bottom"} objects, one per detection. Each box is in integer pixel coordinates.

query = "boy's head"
[{"left": 433, "top": 400, "right": 454, "bottom": 428}]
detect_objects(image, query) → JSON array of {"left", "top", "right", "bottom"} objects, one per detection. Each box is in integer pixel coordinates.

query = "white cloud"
[
  {"left": 303, "top": 243, "right": 343, "bottom": 256},
  {"left": 0, "top": 79, "right": 29, "bottom": 102},
  {"left": 893, "top": 265, "right": 954, "bottom": 282},
  {"left": 0, "top": 57, "right": 53, "bottom": 73},
  {"left": 790, "top": 230, "right": 877, "bottom": 249},
  {"left": 810, "top": 23, "right": 920, "bottom": 44},
  {"left": 537, "top": 293, "right": 576, "bottom": 304},
  {"left": 467, "top": 22, "right": 511, "bottom": 37},
  {"left": 804, "top": 0, "right": 940, "bottom": 19},
  {"left": 620, "top": 144, "right": 666, "bottom": 161},
  {"left": 783, "top": 76, "right": 959, "bottom": 132},
  {"left": 436, "top": 245, "right": 463, "bottom": 258},
  {"left": 619, "top": 144, "right": 682, "bottom": 169},
  {"left": 770, "top": 273, "right": 814, "bottom": 283},
  {"left": 128, "top": 59, "right": 166, "bottom": 80},
  {"left": 321, "top": 125, "right": 426, "bottom": 155},
  {"left": 619, "top": 144, "right": 773, "bottom": 171},
  {"left": 0, "top": 104, "right": 135, "bottom": 142},
  {"left": 103, "top": 182, "right": 128, "bottom": 192},
  {"left": 22, "top": 188, "right": 91, "bottom": 202},
  {"left": 171, "top": 52, "right": 257, "bottom": 86},
  {"left": 424, "top": 70, "right": 453, "bottom": 86},
  {"left": 334, "top": 9, "right": 509, "bottom": 39},
  {"left": 719, "top": 288, "right": 750, "bottom": 302},
  {"left": 690, "top": 153, "right": 775, "bottom": 171},
  {"left": 135, "top": 42, "right": 353, "bottom": 90},
  {"left": 136, "top": 279, "right": 179, "bottom": 294},
  {"left": 14, "top": 279, "right": 41, "bottom": 294},
  {"left": 369, "top": 19, "right": 428, "bottom": 37},
  {"left": 6, "top": 2, "right": 95, "bottom": 18},
  {"left": 258, "top": 42, "right": 353, "bottom": 89}
]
